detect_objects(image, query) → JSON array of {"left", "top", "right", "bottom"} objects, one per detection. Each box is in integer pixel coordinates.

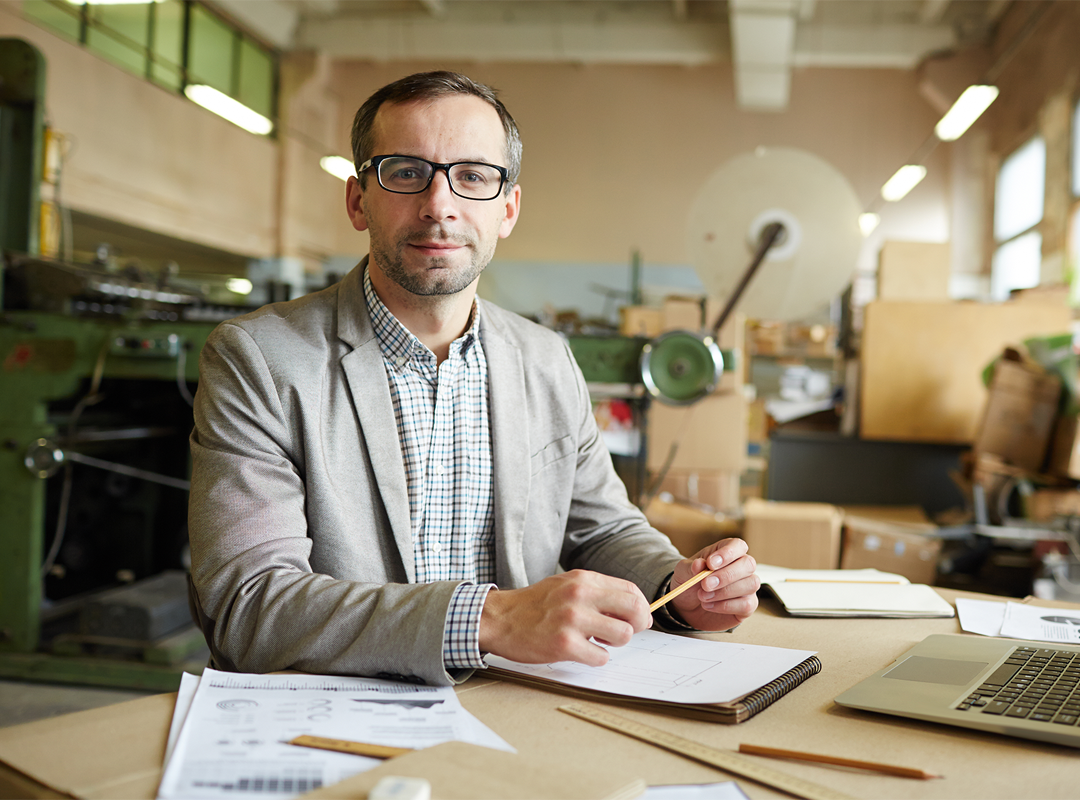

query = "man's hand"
[
  {"left": 478, "top": 570, "right": 652, "bottom": 666},
  {"left": 668, "top": 538, "right": 759, "bottom": 631}
]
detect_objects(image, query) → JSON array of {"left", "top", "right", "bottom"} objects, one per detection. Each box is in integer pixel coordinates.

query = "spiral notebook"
[{"left": 485, "top": 629, "right": 820, "bottom": 724}]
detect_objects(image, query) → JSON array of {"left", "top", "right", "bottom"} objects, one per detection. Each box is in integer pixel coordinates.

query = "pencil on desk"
[
  {"left": 650, "top": 568, "right": 715, "bottom": 612},
  {"left": 738, "top": 743, "right": 941, "bottom": 780}
]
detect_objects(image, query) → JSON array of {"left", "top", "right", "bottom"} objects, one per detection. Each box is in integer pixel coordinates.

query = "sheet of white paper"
[
  {"left": 1000, "top": 602, "right": 1080, "bottom": 644},
  {"left": 645, "top": 782, "right": 750, "bottom": 800},
  {"left": 755, "top": 565, "right": 909, "bottom": 585},
  {"left": 164, "top": 672, "right": 201, "bottom": 769},
  {"left": 157, "top": 669, "right": 513, "bottom": 800},
  {"left": 956, "top": 597, "right": 1007, "bottom": 636},
  {"left": 485, "top": 629, "right": 816, "bottom": 705}
]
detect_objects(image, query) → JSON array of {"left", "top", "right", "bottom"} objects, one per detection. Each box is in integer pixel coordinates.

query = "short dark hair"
[{"left": 350, "top": 70, "right": 522, "bottom": 194}]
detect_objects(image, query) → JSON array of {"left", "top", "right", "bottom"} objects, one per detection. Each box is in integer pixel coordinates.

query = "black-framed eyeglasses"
[{"left": 358, "top": 155, "right": 509, "bottom": 201}]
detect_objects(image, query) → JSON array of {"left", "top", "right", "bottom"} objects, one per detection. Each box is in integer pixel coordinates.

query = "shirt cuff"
[
  {"left": 443, "top": 582, "right": 495, "bottom": 670},
  {"left": 651, "top": 573, "right": 697, "bottom": 632}
]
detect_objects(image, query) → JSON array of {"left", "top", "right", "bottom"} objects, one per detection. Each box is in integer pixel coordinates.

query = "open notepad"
[
  {"left": 485, "top": 629, "right": 820, "bottom": 724},
  {"left": 757, "top": 565, "right": 955, "bottom": 618}
]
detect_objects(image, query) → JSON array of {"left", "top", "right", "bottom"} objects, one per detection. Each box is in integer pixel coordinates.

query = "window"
[
  {"left": 1073, "top": 99, "right": 1080, "bottom": 199},
  {"left": 21, "top": 1, "right": 276, "bottom": 134},
  {"left": 991, "top": 137, "right": 1046, "bottom": 301}
]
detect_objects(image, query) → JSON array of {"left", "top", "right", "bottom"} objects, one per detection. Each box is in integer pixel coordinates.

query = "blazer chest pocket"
[{"left": 530, "top": 435, "right": 574, "bottom": 475}]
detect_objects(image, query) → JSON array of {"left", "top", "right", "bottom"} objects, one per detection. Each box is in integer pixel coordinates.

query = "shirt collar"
[{"left": 362, "top": 265, "right": 481, "bottom": 366}]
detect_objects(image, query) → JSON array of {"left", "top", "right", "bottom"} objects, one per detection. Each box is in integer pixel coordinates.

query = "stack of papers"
[
  {"left": 157, "top": 669, "right": 513, "bottom": 800},
  {"left": 957, "top": 597, "right": 1080, "bottom": 644},
  {"left": 757, "top": 565, "right": 955, "bottom": 618}
]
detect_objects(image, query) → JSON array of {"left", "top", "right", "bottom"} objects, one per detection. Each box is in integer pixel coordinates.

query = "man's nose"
[{"left": 419, "top": 168, "right": 458, "bottom": 221}]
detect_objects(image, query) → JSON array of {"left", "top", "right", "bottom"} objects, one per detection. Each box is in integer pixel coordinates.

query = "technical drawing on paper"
[{"left": 485, "top": 629, "right": 816, "bottom": 705}]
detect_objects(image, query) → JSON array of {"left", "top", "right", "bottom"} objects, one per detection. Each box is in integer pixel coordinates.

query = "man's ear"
[
  {"left": 345, "top": 176, "right": 369, "bottom": 232},
  {"left": 498, "top": 183, "right": 522, "bottom": 239}
]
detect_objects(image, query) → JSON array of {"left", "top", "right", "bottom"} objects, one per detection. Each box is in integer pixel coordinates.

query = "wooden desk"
[{"left": 2, "top": 588, "right": 1078, "bottom": 799}]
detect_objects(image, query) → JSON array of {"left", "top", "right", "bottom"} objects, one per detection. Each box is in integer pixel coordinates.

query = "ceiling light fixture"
[
  {"left": 934, "top": 85, "right": 1000, "bottom": 142},
  {"left": 319, "top": 156, "right": 356, "bottom": 182},
  {"left": 858, "top": 212, "right": 881, "bottom": 236},
  {"left": 183, "top": 84, "right": 273, "bottom": 136},
  {"left": 226, "top": 278, "right": 253, "bottom": 295},
  {"left": 881, "top": 165, "right": 927, "bottom": 202}
]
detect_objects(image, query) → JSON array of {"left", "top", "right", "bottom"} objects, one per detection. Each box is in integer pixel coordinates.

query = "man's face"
[{"left": 345, "top": 95, "right": 521, "bottom": 298}]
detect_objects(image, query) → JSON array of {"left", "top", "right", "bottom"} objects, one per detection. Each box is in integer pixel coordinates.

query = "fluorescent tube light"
[
  {"left": 858, "top": 213, "right": 881, "bottom": 236},
  {"left": 184, "top": 84, "right": 273, "bottom": 136},
  {"left": 935, "top": 85, "right": 999, "bottom": 142},
  {"left": 881, "top": 165, "right": 927, "bottom": 202},
  {"left": 226, "top": 278, "right": 253, "bottom": 295},
  {"left": 320, "top": 156, "right": 356, "bottom": 182}
]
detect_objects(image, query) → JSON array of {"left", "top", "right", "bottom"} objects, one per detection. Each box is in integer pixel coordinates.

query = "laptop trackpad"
[{"left": 884, "top": 656, "right": 988, "bottom": 685}]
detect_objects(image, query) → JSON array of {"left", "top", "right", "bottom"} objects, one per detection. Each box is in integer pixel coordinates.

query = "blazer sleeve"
[{"left": 187, "top": 320, "right": 466, "bottom": 686}]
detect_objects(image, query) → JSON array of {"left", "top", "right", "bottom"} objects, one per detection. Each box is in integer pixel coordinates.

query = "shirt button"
[
  {"left": 431, "top": 541, "right": 444, "bottom": 553},
  {"left": 434, "top": 463, "right": 445, "bottom": 475}
]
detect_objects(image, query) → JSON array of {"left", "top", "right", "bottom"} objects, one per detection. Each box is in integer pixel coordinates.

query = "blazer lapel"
[
  {"left": 481, "top": 307, "right": 531, "bottom": 587},
  {"left": 337, "top": 263, "right": 415, "bottom": 581}
]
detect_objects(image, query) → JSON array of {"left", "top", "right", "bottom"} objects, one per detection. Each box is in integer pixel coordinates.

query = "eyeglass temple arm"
[{"left": 708, "top": 221, "right": 786, "bottom": 337}]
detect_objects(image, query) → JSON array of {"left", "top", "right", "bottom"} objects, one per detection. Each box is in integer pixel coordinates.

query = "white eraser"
[{"left": 368, "top": 776, "right": 432, "bottom": 800}]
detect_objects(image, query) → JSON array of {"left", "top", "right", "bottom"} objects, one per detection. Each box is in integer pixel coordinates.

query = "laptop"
[{"left": 834, "top": 634, "right": 1080, "bottom": 748}]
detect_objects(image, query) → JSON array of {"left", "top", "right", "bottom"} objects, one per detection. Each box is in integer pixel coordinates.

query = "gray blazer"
[{"left": 187, "top": 261, "right": 682, "bottom": 685}]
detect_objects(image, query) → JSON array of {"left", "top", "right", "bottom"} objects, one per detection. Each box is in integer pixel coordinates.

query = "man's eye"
[
  {"left": 391, "top": 168, "right": 420, "bottom": 180},
  {"left": 457, "top": 171, "right": 485, "bottom": 184}
]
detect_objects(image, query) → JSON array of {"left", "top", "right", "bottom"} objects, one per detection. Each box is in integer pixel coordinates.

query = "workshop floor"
[{"left": 0, "top": 679, "right": 155, "bottom": 728}]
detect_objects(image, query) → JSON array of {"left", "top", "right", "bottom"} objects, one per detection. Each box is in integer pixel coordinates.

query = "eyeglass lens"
[{"left": 378, "top": 157, "right": 504, "bottom": 199}]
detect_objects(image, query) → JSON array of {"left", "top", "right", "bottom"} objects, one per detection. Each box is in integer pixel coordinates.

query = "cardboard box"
[
  {"left": 618, "top": 305, "right": 663, "bottom": 338},
  {"left": 1046, "top": 413, "right": 1080, "bottom": 480},
  {"left": 661, "top": 296, "right": 707, "bottom": 331},
  {"left": 860, "top": 301, "right": 1071, "bottom": 443},
  {"left": 741, "top": 499, "right": 842, "bottom": 570},
  {"left": 647, "top": 390, "right": 747, "bottom": 473},
  {"left": 841, "top": 515, "right": 942, "bottom": 585},
  {"left": 974, "top": 358, "right": 1061, "bottom": 472},
  {"left": 877, "top": 241, "right": 951, "bottom": 301},
  {"left": 644, "top": 496, "right": 740, "bottom": 558},
  {"left": 654, "top": 468, "right": 741, "bottom": 513},
  {"left": 838, "top": 505, "right": 930, "bottom": 524},
  {"left": 1026, "top": 488, "right": 1080, "bottom": 522}
]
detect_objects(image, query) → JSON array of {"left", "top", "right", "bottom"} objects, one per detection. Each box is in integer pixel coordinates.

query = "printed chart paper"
[
  {"left": 485, "top": 628, "right": 816, "bottom": 705},
  {"left": 157, "top": 669, "right": 512, "bottom": 800},
  {"left": 1001, "top": 602, "right": 1080, "bottom": 645}
]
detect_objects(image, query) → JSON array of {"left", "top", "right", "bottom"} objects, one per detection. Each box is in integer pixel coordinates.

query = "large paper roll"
[{"left": 686, "top": 147, "right": 863, "bottom": 322}]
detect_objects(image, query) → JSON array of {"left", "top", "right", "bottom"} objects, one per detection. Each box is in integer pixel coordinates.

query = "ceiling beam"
[{"left": 729, "top": 0, "right": 798, "bottom": 111}]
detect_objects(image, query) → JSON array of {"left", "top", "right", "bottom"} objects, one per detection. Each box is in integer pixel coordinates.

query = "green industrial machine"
[
  {"left": 0, "top": 39, "right": 246, "bottom": 690},
  {"left": 0, "top": 300, "right": 220, "bottom": 689}
]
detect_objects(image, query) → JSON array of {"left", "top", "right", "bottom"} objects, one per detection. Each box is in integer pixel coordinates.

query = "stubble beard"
[{"left": 372, "top": 226, "right": 496, "bottom": 297}]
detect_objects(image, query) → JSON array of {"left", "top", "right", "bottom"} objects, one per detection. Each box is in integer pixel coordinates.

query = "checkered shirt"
[{"left": 363, "top": 269, "right": 496, "bottom": 671}]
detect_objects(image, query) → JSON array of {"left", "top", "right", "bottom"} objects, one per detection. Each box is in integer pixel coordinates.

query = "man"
[{"left": 187, "top": 71, "right": 759, "bottom": 686}]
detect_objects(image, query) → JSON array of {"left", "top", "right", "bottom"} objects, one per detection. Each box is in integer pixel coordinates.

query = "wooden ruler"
[{"left": 558, "top": 704, "right": 857, "bottom": 800}]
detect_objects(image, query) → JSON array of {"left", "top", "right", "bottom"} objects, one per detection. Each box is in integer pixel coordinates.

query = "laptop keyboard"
[{"left": 957, "top": 646, "right": 1080, "bottom": 725}]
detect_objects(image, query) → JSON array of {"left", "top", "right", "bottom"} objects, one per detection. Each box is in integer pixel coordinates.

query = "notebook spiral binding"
[{"left": 741, "top": 655, "right": 822, "bottom": 718}]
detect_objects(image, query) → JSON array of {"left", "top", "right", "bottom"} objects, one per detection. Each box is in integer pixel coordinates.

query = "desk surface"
[{"left": 2, "top": 588, "right": 1078, "bottom": 800}]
